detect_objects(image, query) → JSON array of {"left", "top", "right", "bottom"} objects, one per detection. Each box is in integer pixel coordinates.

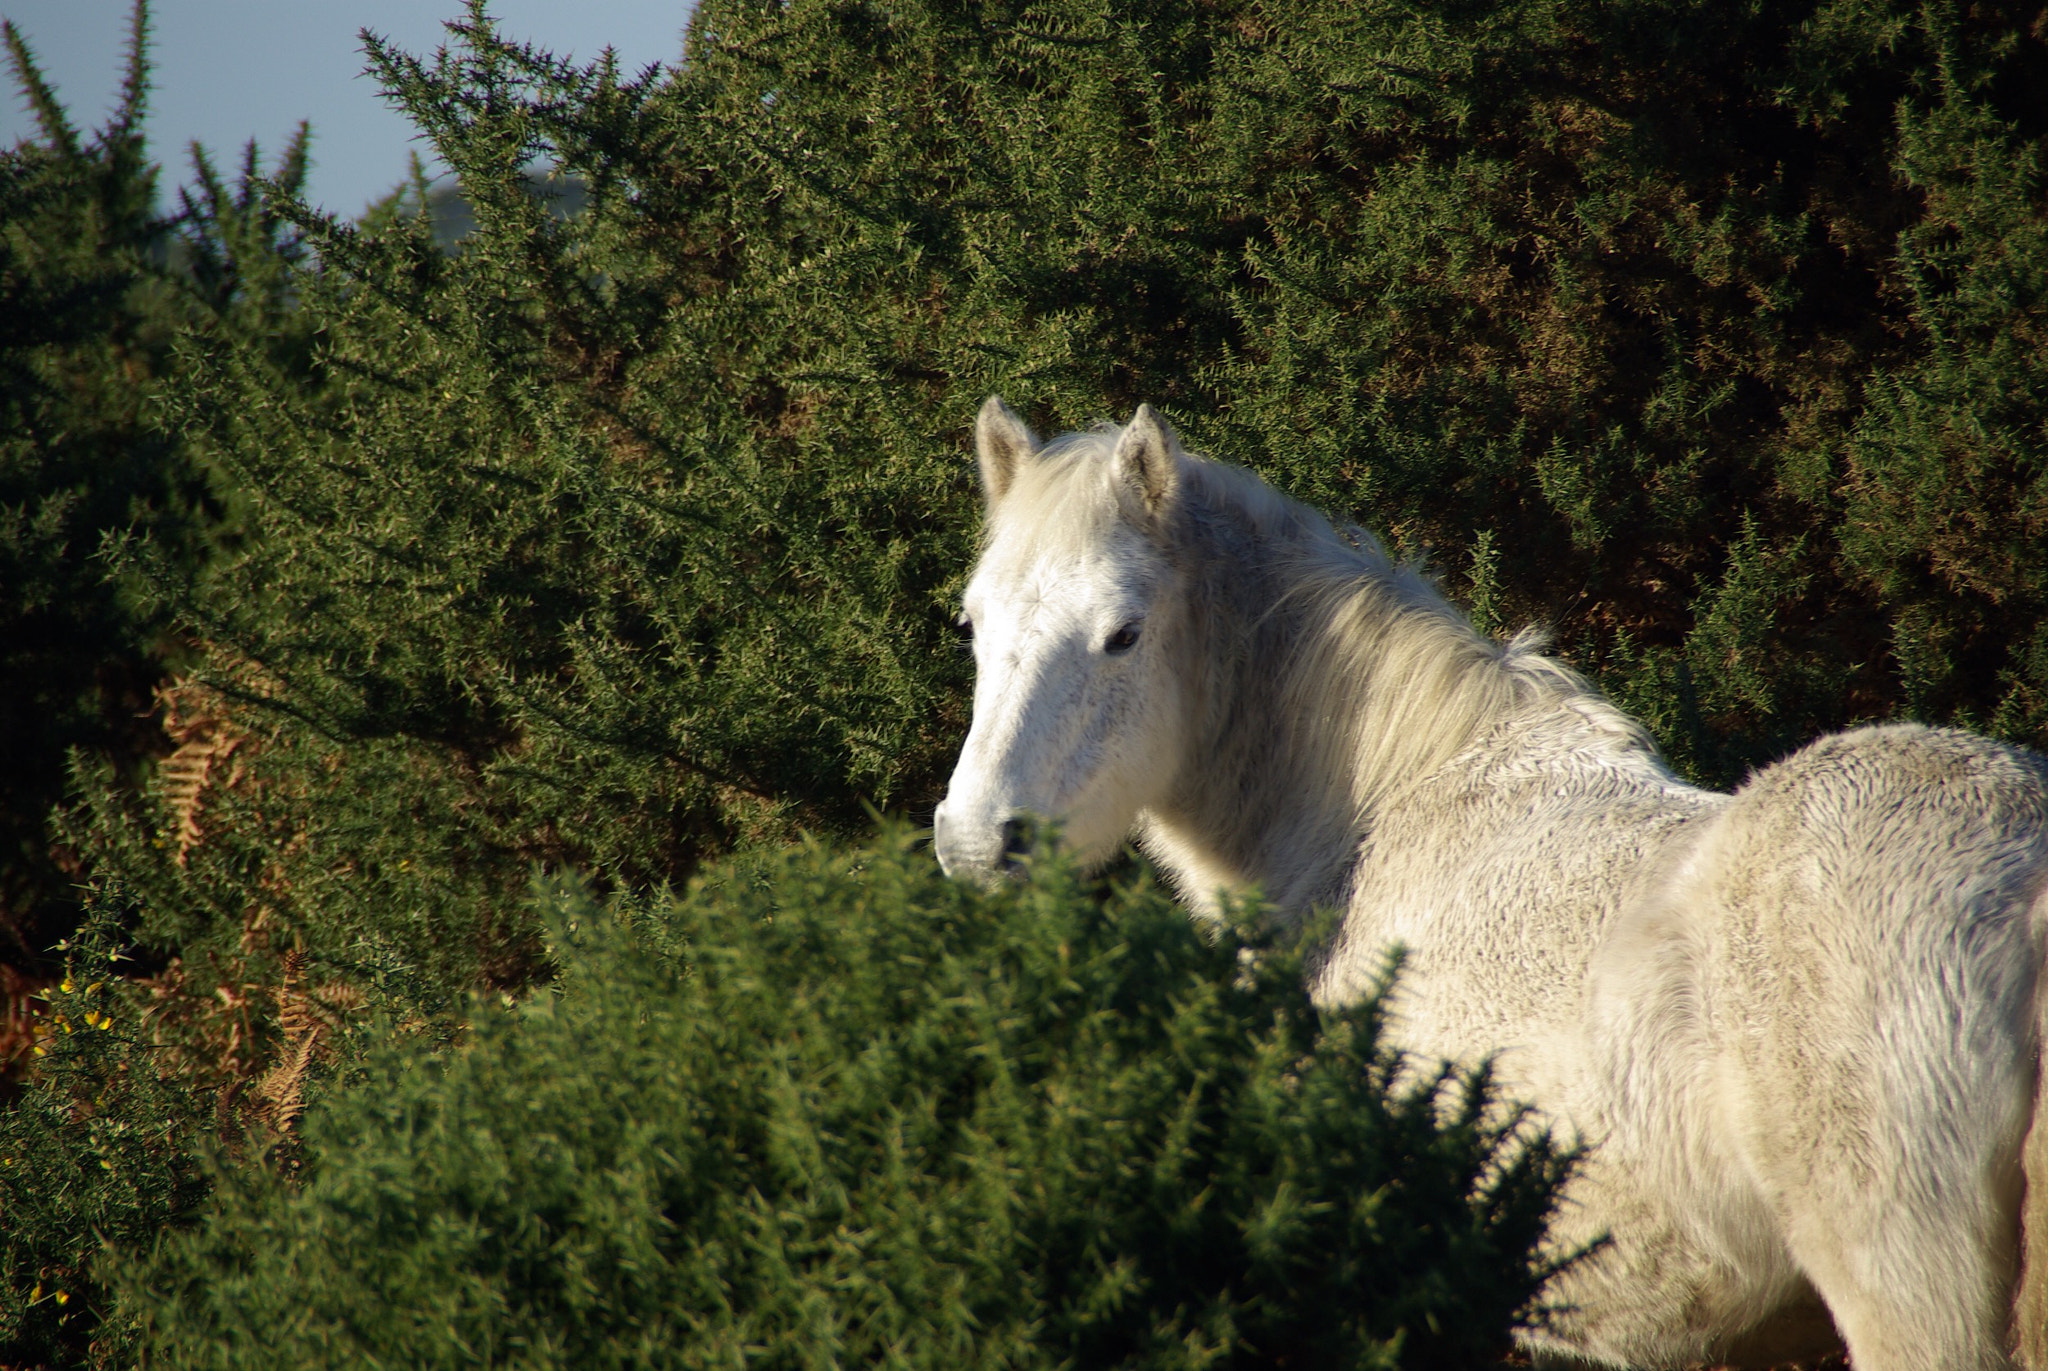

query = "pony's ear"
[
  {"left": 976, "top": 396, "right": 1039, "bottom": 506},
  {"left": 1112, "top": 404, "right": 1182, "bottom": 526}
]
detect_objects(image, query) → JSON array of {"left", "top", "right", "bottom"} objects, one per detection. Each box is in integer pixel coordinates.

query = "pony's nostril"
[{"left": 1001, "top": 817, "right": 1032, "bottom": 863}]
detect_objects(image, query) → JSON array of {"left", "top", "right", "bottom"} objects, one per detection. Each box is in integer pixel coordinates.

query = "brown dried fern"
[
  {"left": 156, "top": 681, "right": 250, "bottom": 867},
  {"left": 251, "top": 953, "right": 364, "bottom": 1136},
  {"left": 254, "top": 950, "right": 323, "bottom": 1135}
]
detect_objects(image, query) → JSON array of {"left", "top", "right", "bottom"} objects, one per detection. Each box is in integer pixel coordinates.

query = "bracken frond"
[
  {"left": 156, "top": 681, "right": 251, "bottom": 867},
  {"left": 253, "top": 949, "right": 325, "bottom": 1135}
]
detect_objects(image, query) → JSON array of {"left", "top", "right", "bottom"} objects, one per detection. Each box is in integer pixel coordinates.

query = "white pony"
[{"left": 932, "top": 398, "right": 2048, "bottom": 1371}]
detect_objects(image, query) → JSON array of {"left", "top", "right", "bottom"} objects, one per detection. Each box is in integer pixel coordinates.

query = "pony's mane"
[
  {"left": 1001, "top": 423, "right": 1658, "bottom": 851},
  {"left": 1188, "top": 454, "right": 1654, "bottom": 835}
]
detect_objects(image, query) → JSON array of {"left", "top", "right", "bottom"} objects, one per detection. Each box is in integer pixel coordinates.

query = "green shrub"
[
  {"left": 0, "top": 888, "right": 214, "bottom": 1369},
  {"left": 0, "top": 10, "right": 199, "bottom": 973},
  {"left": 121, "top": 833, "right": 1569, "bottom": 1370},
  {"left": 1, "top": 12, "right": 321, "bottom": 1360},
  {"left": 78, "top": 1, "right": 2048, "bottom": 1024},
  {"left": 0, "top": 3, "right": 309, "bottom": 1003}
]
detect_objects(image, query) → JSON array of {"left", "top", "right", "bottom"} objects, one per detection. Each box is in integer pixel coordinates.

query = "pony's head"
[{"left": 933, "top": 398, "right": 1198, "bottom": 879}]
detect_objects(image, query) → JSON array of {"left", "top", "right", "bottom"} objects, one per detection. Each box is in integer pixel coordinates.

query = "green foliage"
[
  {"left": 0, "top": 9, "right": 321, "bottom": 1360},
  {"left": 0, "top": 5, "right": 309, "bottom": 976},
  {"left": 1838, "top": 47, "right": 2048, "bottom": 737},
  {"left": 0, "top": 889, "right": 212, "bottom": 1368},
  {"left": 0, "top": 8, "right": 188, "bottom": 966},
  {"left": 123, "top": 834, "right": 1569, "bottom": 1370},
  {"left": 86, "top": 3, "right": 2048, "bottom": 1019}
]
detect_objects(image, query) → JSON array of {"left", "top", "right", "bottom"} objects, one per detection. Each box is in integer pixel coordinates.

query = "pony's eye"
[
  {"left": 955, "top": 613, "right": 975, "bottom": 643},
  {"left": 1105, "top": 623, "right": 1142, "bottom": 654}
]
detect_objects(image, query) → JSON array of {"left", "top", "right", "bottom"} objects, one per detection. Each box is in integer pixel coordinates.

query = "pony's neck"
[{"left": 1141, "top": 468, "right": 1622, "bottom": 919}]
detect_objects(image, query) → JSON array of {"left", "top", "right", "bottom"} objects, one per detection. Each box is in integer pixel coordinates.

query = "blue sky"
[{"left": 1, "top": 1, "right": 694, "bottom": 218}]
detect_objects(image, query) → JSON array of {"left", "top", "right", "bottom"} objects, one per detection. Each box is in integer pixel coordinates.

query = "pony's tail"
[{"left": 2017, "top": 883, "right": 2048, "bottom": 1370}]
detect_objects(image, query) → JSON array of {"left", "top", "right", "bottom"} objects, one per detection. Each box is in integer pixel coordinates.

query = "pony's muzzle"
[{"left": 933, "top": 804, "right": 1033, "bottom": 883}]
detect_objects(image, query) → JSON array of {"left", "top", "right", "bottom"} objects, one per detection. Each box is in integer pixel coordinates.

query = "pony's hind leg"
[
  {"left": 1779, "top": 1186, "right": 2018, "bottom": 1371},
  {"left": 1740, "top": 939, "right": 2029, "bottom": 1371},
  {"left": 1687, "top": 725, "right": 2048, "bottom": 1371}
]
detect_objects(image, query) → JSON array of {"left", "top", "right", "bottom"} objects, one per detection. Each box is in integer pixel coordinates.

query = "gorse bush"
[
  {"left": 54, "top": 0, "right": 2045, "bottom": 1055},
  {"left": 0, "top": 892, "right": 213, "bottom": 1365},
  {"left": 0, "top": 4, "right": 308, "bottom": 1018},
  {"left": 122, "top": 834, "right": 1570, "bottom": 1370},
  {"left": 0, "top": 11, "right": 197, "bottom": 980},
  {"left": 0, "top": 17, "right": 318, "bottom": 1361}
]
